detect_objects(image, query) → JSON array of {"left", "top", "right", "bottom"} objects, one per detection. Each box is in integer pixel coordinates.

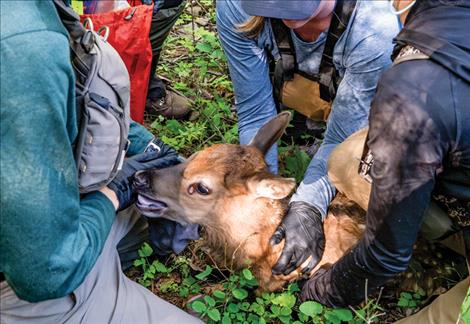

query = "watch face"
[{"left": 145, "top": 142, "right": 162, "bottom": 154}]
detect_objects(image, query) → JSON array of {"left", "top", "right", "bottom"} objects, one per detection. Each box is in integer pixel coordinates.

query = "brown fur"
[
  {"left": 137, "top": 113, "right": 365, "bottom": 292},
  {"left": 140, "top": 144, "right": 365, "bottom": 292}
]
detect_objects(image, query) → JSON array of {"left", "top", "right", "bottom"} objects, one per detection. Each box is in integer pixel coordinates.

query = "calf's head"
[{"left": 134, "top": 111, "right": 294, "bottom": 235}]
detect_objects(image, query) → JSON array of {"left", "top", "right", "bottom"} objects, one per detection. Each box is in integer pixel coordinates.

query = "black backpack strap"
[
  {"left": 319, "top": 0, "right": 357, "bottom": 102},
  {"left": 270, "top": 18, "right": 297, "bottom": 106}
]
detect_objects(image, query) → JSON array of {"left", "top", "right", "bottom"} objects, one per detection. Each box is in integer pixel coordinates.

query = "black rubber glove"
[
  {"left": 270, "top": 201, "right": 325, "bottom": 275},
  {"left": 108, "top": 141, "right": 179, "bottom": 210}
]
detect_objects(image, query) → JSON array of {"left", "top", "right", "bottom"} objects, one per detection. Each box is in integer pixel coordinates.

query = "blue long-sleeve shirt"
[
  {"left": 216, "top": 0, "right": 399, "bottom": 215},
  {"left": 0, "top": 1, "right": 152, "bottom": 302}
]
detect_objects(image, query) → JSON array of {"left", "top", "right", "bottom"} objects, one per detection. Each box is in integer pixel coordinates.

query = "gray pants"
[{"left": 0, "top": 207, "right": 201, "bottom": 324}]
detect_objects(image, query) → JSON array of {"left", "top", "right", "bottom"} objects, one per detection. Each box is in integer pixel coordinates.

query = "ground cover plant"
[{"left": 130, "top": 1, "right": 469, "bottom": 322}]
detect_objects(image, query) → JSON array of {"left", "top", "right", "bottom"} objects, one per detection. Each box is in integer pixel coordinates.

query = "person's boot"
[{"left": 146, "top": 89, "right": 191, "bottom": 119}]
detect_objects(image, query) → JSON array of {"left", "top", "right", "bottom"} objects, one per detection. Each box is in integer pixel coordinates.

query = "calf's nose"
[{"left": 133, "top": 170, "right": 150, "bottom": 191}]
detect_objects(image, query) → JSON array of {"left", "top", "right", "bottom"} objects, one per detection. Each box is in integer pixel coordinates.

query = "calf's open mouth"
[{"left": 136, "top": 193, "right": 168, "bottom": 216}]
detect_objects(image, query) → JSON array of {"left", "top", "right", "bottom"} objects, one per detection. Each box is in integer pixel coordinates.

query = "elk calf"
[{"left": 135, "top": 112, "right": 364, "bottom": 292}]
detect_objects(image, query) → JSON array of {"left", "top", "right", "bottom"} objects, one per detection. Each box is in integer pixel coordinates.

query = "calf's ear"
[
  {"left": 249, "top": 112, "right": 291, "bottom": 156},
  {"left": 248, "top": 172, "right": 296, "bottom": 200}
]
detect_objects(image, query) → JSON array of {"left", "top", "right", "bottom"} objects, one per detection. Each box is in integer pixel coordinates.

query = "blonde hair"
[{"left": 237, "top": 16, "right": 266, "bottom": 38}]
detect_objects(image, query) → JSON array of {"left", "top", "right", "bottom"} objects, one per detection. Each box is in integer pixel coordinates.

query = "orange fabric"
[{"left": 282, "top": 73, "right": 332, "bottom": 121}]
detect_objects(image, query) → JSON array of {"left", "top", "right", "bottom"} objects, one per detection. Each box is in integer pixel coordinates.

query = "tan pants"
[{"left": 327, "top": 127, "right": 469, "bottom": 324}]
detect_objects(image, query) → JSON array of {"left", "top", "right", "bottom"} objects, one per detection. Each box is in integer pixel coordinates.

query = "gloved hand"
[
  {"left": 147, "top": 217, "right": 200, "bottom": 256},
  {"left": 108, "top": 143, "right": 179, "bottom": 210},
  {"left": 270, "top": 201, "right": 325, "bottom": 275}
]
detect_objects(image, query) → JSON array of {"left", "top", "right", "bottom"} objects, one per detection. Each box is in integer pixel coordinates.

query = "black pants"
[{"left": 147, "top": 1, "right": 186, "bottom": 100}]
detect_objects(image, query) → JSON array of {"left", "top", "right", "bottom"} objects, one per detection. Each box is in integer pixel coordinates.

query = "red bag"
[{"left": 81, "top": 4, "right": 153, "bottom": 124}]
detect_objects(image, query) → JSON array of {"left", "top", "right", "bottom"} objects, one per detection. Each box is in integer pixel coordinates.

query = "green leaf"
[
  {"left": 195, "top": 265, "right": 213, "bottom": 280},
  {"left": 250, "top": 302, "right": 265, "bottom": 316},
  {"left": 397, "top": 298, "right": 409, "bottom": 307},
  {"left": 152, "top": 260, "right": 168, "bottom": 273},
  {"left": 179, "top": 287, "right": 189, "bottom": 298},
  {"left": 190, "top": 300, "right": 207, "bottom": 314},
  {"left": 280, "top": 306, "right": 292, "bottom": 316},
  {"left": 222, "top": 314, "right": 232, "bottom": 324},
  {"left": 207, "top": 308, "right": 221, "bottom": 321},
  {"left": 270, "top": 304, "right": 281, "bottom": 316},
  {"left": 213, "top": 290, "right": 226, "bottom": 300},
  {"left": 401, "top": 292, "right": 413, "bottom": 300},
  {"left": 204, "top": 296, "right": 216, "bottom": 307},
  {"left": 242, "top": 269, "right": 254, "bottom": 280},
  {"left": 138, "top": 242, "right": 153, "bottom": 258},
  {"left": 133, "top": 259, "right": 144, "bottom": 267},
  {"left": 227, "top": 303, "right": 239, "bottom": 313},
  {"left": 272, "top": 293, "right": 296, "bottom": 308},
  {"left": 196, "top": 42, "right": 213, "bottom": 53},
  {"left": 287, "top": 283, "right": 301, "bottom": 293},
  {"left": 232, "top": 288, "right": 248, "bottom": 300},
  {"left": 299, "top": 301, "right": 323, "bottom": 317},
  {"left": 331, "top": 309, "right": 353, "bottom": 321}
]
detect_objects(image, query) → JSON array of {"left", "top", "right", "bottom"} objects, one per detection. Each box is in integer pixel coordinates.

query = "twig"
[{"left": 230, "top": 232, "right": 259, "bottom": 270}]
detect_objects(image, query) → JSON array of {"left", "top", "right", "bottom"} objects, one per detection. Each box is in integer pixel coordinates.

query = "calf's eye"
[{"left": 188, "top": 183, "right": 211, "bottom": 195}]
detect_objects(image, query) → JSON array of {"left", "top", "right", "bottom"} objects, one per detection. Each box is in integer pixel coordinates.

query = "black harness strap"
[
  {"left": 270, "top": 0, "right": 357, "bottom": 103},
  {"left": 319, "top": 0, "right": 357, "bottom": 102}
]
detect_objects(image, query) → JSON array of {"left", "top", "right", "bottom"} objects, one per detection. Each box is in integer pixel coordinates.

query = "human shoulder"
[
  {"left": 345, "top": 0, "right": 399, "bottom": 48},
  {"left": 1, "top": 0, "right": 68, "bottom": 42}
]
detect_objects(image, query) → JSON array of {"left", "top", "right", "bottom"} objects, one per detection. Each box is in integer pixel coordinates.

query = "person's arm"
[
  {"left": 291, "top": 27, "right": 398, "bottom": 215},
  {"left": 0, "top": 30, "right": 116, "bottom": 302},
  {"left": 274, "top": 24, "right": 399, "bottom": 276},
  {"left": 301, "top": 67, "right": 447, "bottom": 307},
  {"left": 216, "top": 0, "right": 278, "bottom": 171},
  {"left": 126, "top": 121, "right": 154, "bottom": 156}
]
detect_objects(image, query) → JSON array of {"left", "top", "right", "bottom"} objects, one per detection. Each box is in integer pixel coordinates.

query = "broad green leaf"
[
  {"left": 133, "top": 259, "right": 144, "bottom": 267},
  {"left": 207, "top": 308, "right": 221, "bottom": 321},
  {"left": 331, "top": 309, "right": 353, "bottom": 321},
  {"left": 272, "top": 293, "right": 296, "bottom": 308},
  {"left": 204, "top": 296, "right": 216, "bottom": 307},
  {"left": 195, "top": 265, "right": 213, "bottom": 280},
  {"left": 232, "top": 288, "right": 248, "bottom": 300},
  {"left": 280, "top": 306, "right": 292, "bottom": 316},
  {"left": 401, "top": 292, "right": 413, "bottom": 300},
  {"left": 299, "top": 301, "right": 323, "bottom": 317},
  {"left": 397, "top": 299, "right": 409, "bottom": 307},
  {"left": 190, "top": 300, "right": 207, "bottom": 313},
  {"left": 152, "top": 260, "right": 168, "bottom": 273},
  {"left": 242, "top": 269, "right": 254, "bottom": 280},
  {"left": 138, "top": 243, "right": 153, "bottom": 258},
  {"left": 227, "top": 303, "right": 239, "bottom": 313},
  {"left": 196, "top": 42, "right": 213, "bottom": 53},
  {"left": 213, "top": 290, "right": 226, "bottom": 300},
  {"left": 222, "top": 314, "right": 232, "bottom": 324}
]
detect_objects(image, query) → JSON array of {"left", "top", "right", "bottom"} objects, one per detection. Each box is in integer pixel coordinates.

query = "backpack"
[{"left": 53, "top": 0, "right": 130, "bottom": 193}]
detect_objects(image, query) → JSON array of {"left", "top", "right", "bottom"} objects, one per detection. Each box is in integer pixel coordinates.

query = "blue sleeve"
[
  {"left": 216, "top": 0, "right": 278, "bottom": 171},
  {"left": 0, "top": 28, "right": 116, "bottom": 302},
  {"left": 127, "top": 121, "right": 154, "bottom": 156},
  {"left": 291, "top": 21, "right": 398, "bottom": 216}
]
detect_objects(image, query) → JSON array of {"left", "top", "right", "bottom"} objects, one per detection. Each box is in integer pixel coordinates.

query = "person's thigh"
[{"left": 0, "top": 207, "right": 200, "bottom": 323}]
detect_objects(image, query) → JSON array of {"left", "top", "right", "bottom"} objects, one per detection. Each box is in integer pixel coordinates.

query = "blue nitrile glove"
[
  {"left": 144, "top": 138, "right": 200, "bottom": 255},
  {"left": 108, "top": 145, "right": 179, "bottom": 211},
  {"left": 147, "top": 217, "right": 200, "bottom": 256}
]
